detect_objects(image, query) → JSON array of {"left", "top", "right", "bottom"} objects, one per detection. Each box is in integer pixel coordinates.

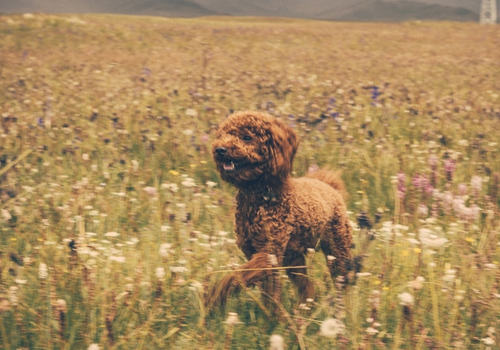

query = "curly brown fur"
[{"left": 208, "top": 111, "right": 353, "bottom": 307}]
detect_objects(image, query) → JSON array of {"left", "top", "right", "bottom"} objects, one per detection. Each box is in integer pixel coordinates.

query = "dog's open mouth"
[
  {"left": 217, "top": 156, "right": 257, "bottom": 173},
  {"left": 222, "top": 160, "right": 236, "bottom": 171}
]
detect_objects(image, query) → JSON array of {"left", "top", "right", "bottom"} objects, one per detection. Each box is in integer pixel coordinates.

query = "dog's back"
[{"left": 305, "top": 169, "right": 348, "bottom": 201}]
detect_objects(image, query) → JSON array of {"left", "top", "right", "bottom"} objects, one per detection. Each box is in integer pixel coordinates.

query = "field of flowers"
[{"left": 0, "top": 13, "right": 499, "bottom": 349}]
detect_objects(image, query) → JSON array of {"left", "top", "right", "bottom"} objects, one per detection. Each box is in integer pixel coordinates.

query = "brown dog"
[{"left": 208, "top": 111, "right": 353, "bottom": 306}]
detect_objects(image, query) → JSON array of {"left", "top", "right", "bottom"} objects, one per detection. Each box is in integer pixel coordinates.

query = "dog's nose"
[{"left": 215, "top": 147, "right": 227, "bottom": 155}]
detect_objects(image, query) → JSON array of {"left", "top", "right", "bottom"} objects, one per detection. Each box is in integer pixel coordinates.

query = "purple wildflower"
[{"left": 444, "top": 159, "right": 456, "bottom": 182}]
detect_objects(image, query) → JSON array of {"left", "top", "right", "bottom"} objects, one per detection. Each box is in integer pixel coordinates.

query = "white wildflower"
[
  {"left": 481, "top": 337, "right": 495, "bottom": 346},
  {"left": 104, "top": 231, "right": 119, "bottom": 238},
  {"left": 206, "top": 181, "right": 217, "bottom": 188},
  {"left": 327, "top": 255, "right": 336, "bottom": 261},
  {"left": 366, "top": 327, "right": 379, "bottom": 335},
  {"left": 408, "top": 276, "right": 425, "bottom": 290},
  {"left": 442, "top": 269, "right": 457, "bottom": 283},
  {"left": 8, "top": 286, "right": 18, "bottom": 306},
  {"left": 189, "top": 280, "right": 203, "bottom": 291},
  {"left": 109, "top": 256, "right": 126, "bottom": 263},
  {"left": 161, "top": 183, "right": 178, "bottom": 192},
  {"left": 56, "top": 299, "right": 67, "bottom": 313},
  {"left": 131, "top": 159, "right": 139, "bottom": 171},
  {"left": 143, "top": 186, "right": 157, "bottom": 196},
  {"left": 169, "top": 266, "right": 187, "bottom": 273},
  {"left": 185, "top": 109, "right": 198, "bottom": 117},
  {"left": 225, "top": 312, "right": 241, "bottom": 325},
  {"left": 15, "top": 279, "right": 27, "bottom": 285},
  {"left": 267, "top": 254, "right": 278, "bottom": 266},
  {"left": 88, "top": 344, "right": 100, "bottom": 350},
  {"left": 1, "top": 209, "right": 11, "bottom": 221},
  {"left": 155, "top": 267, "right": 166, "bottom": 280},
  {"left": 418, "top": 228, "right": 448, "bottom": 249},
  {"left": 356, "top": 272, "right": 372, "bottom": 277},
  {"left": 319, "top": 318, "right": 345, "bottom": 338},
  {"left": 39, "top": 263, "right": 48, "bottom": 279},
  {"left": 398, "top": 292, "right": 414, "bottom": 306},
  {"left": 181, "top": 177, "right": 196, "bottom": 187},
  {"left": 470, "top": 176, "right": 482, "bottom": 193},
  {"left": 270, "top": 334, "right": 285, "bottom": 350},
  {"left": 159, "top": 243, "right": 171, "bottom": 257}
]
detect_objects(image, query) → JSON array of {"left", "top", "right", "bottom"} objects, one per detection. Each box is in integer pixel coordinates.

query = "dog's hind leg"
[
  {"left": 283, "top": 252, "right": 314, "bottom": 302},
  {"left": 320, "top": 216, "right": 353, "bottom": 283}
]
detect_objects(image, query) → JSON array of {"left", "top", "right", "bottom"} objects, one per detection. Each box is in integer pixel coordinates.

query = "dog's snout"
[{"left": 215, "top": 147, "right": 227, "bottom": 155}]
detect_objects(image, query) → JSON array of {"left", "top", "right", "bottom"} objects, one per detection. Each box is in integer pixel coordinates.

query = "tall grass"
[{"left": 0, "top": 13, "right": 498, "bottom": 349}]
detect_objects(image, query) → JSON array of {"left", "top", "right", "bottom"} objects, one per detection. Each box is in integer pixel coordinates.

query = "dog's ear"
[{"left": 267, "top": 119, "right": 298, "bottom": 179}]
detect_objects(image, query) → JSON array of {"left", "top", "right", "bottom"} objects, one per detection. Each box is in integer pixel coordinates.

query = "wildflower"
[
  {"left": 185, "top": 109, "right": 197, "bottom": 117},
  {"left": 39, "top": 263, "right": 48, "bottom": 279},
  {"left": 131, "top": 159, "right": 139, "bottom": 171},
  {"left": 270, "top": 334, "right": 285, "bottom": 350},
  {"left": 169, "top": 266, "right": 187, "bottom": 273},
  {"left": 417, "top": 204, "right": 429, "bottom": 217},
  {"left": 104, "top": 231, "right": 119, "bottom": 238},
  {"left": 143, "top": 186, "right": 157, "bottom": 196},
  {"left": 159, "top": 243, "right": 171, "bottom": 257},
  {"left": 470, "top": 176, "right": 482, "bottom": 194},
  {"left": 267, "top": 254, "right": 278, "bottom": 266},
  {"left": 327, "top": 255, "right": 336, "bottom": 262},
  {"left": 444, "top": 158, "right": 456, "bottom": 181},
  {"left": 457, "top": 183, "right": 467, "bottom": 195},
  {"left": 8, "top": 286, "right": 18, "bottom": 306},
  {"left": 418, "top": 228, "right": 448, "bottom": 249},
  {"left": 408, "top": 276, "right": 425, "bottom": 290},
  {"left": 82, "top": 153, "right": 89, "bottom": 161},
  {"left": 109, "top": 256, "right": 126, "bottom": 263},
  {"left": 356, "top": 272, "right": 372, "bottom": 277},
  {"left": 155, "top": 267, "right": 166, "bottom": 280},
  {"left": 366, "top": 327, "right": 379, "bottom": 335},
  {"left": 442, "top": 269, "right": 456, "bottom": 283},
  {"left": 319, "top": 318, "right": 345, "bottom": 338},
  {"left": 1, "top": 209, "right": 11, "bottom": 221},
  {"left": 481, "top": 337, "right": 495, "bottom": 346},
  {"left": 183, "top": 129, "right": 193, "bottom": 136},
  {"left": 181, "top": 177, "right": 196, "bottom": 187},
  {"left": 200, "top": 133, "right": 210, "bottom": 144},
  {"left": 369, "top": 290, "right": 381, "bottom": 308},
  {"left": 56, "top": 299, "right": 67, "bottom": 313},
  {"left": 189, "top": 280, "right": 203, "bottom": 291},
  {"left": 88, "top": 344, "right": 100, "bottom": 350},
  {"left": 206, "top": 181, "right": 217, "bottom": 188},
  {"left": 398, "top": 292, "right": 414, "bottom": 306},
  {"left": 225, "top": 312, "right": 241, "bottom": 325}
]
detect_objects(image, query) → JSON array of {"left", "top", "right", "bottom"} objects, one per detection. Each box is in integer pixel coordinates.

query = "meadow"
[{"left": 0, "top": 13, "right": 499, "bottom": 349}]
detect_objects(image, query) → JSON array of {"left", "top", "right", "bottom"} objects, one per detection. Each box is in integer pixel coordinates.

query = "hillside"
[
  {"left": 0, "top": 0, "right": 494, "bottom": 21},
  {"left": 323, "top": 1, "right": 478, "bottom": 21}
]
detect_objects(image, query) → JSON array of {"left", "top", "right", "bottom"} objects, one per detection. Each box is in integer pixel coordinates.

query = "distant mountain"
[
  {"left": 321, "top": 1, "right": 479, "bottom": 21},
  {"left": 0, "top": 0, "right": 496, "bottom": 22},
  {"left": 0, "top": 0, "right": 217, "bottom": 17}
]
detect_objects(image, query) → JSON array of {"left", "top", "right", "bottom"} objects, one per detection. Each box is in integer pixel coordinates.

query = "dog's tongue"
[{"left": 223, "top": 161, "right": 235, "bottom": 171}]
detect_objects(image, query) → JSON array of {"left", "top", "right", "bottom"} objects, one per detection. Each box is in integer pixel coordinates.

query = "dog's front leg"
[{"left": 207, "top": 251, "right": 281, "bottom": 307}]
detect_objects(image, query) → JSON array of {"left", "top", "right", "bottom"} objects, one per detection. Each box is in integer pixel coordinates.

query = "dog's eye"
[{"left": 242, "top": 135, "right": 252, "bottom": 142}]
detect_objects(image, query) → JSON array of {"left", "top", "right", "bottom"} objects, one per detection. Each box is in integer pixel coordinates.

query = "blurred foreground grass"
[{"left": 0, "top": 13, "right": 499, "bottom": 349}]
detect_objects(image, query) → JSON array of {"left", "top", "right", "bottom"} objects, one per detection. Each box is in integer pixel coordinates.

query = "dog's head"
[{"left": 212, "top": 111, "right": 298, "bottom": 188}]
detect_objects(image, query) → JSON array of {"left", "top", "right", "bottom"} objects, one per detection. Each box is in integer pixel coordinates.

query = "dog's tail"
[{"left": 306, "top": 169, "right": 348, "bottom": 201}]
